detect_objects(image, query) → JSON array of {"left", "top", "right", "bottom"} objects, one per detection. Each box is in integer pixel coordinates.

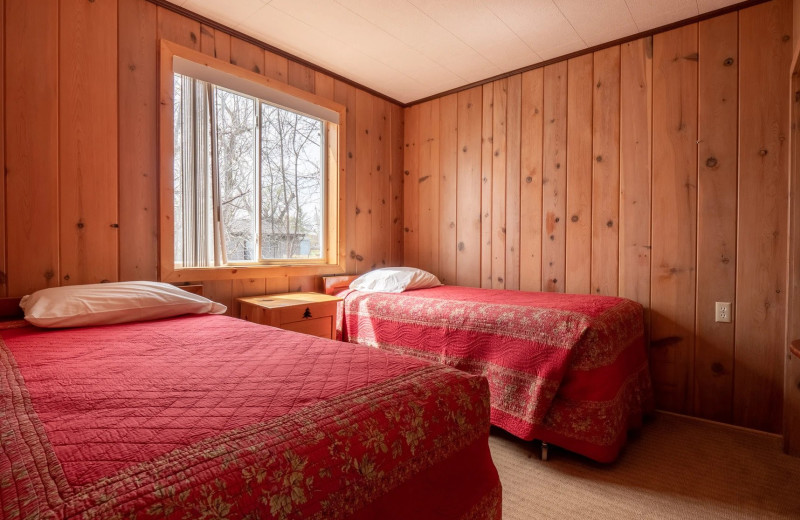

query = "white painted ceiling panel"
[
  {"left": 625, "top": 0, "right": 699, "bottom": 32},
  {"left": 173, "top": 0, "right": 744, "bottom": 103},
  {"left": 553, "top": 0, "right": 639, "bottom": 47}
]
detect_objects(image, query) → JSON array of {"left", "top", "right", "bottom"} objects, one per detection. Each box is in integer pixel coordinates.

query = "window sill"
[{"left": 161, "top": 262, "right": 345, "bottom": 282}]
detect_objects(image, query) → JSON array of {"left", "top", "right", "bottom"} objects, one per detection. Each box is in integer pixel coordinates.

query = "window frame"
[{"left": 159, "top": 40, "right": 346, "bottom": 282}]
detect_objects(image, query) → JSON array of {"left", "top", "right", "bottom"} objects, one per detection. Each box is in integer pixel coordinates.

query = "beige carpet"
[{"left": 489, "top": 412, "right": 800, "bottom": 519}]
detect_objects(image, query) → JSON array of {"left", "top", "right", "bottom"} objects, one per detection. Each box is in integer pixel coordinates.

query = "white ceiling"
[{"left": 172, "top": 0, "right": 742, "bottom": 103}]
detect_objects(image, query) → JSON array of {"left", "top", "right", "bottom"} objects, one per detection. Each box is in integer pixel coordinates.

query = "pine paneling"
[
  {"left": 651, "top": 24, "right": 698, "bottom": 414},
  {"left": 735, "top": 0, "right": 791, "bottom": 433},
  {"left": 119, "top": 0, "right": 157, "bottom": 282},
  {"left": 491, "top": 80, "right": 507, "bottom": 290},
  {"left": 390, "top": 103, "right": 404, "bottom": 267},
  {"left": 695, "top": 12, "right": 738, "bottom": 423},
  {"left": 6, "top": 0, "right": 59, "bottom": 296},
  {"left": 541, "top": 63, "right": 567, "bottom": 293},
  {"left": 505, "top": 75, "right": 522, "bottom": 291},
  {"left": 372, "top": 98, "right": 390, "bottom": 269},
  {"left": 60, "top": 0, "right": 119, "bottom": 286},
  {"left": 230, "top": 37, "right": 264, "bottom": 75},
  {"left": 404, "top": 104, "right": 420, "bottom": 268},
  {"left": 519, "top": 69, "right": 544, "bottom": 293},
  {"left": 418, "top": 99, "right": 440, "bottom": 276},
  {"left": 565, "top": 54, "right": 593, "bottom": 295},
  {"left": 619, "top": 37, "right": 652, "bottom": 319},
  {"left": 354, "top": 89, "right": 374, "bottom": 274},
  {"left": 402, "top": 1, "right": 792, "bottom": 433},
  {"left": 591, "top": 46, "right": 621, "bottom": 297},
  {"left": 456, "top": 87, "right": 482, "bottom": 287},
  {"left": 439, "top": 94, "right": 458, "bottom": 285}
]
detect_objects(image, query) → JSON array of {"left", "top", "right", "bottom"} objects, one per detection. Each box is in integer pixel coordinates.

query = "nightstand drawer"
[
  {"left": 283, "top": 317, "right": 332, "bottom": 339},
  {"left": 279, "top": 301, "right": 337, "bottom": 325}
]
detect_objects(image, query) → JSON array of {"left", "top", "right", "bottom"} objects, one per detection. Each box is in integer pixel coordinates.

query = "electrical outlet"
[{"left": 715, "top": 302, "right": 732, "bottom": 323}]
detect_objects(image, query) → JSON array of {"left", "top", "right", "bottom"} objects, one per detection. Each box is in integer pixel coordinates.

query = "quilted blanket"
[
  {"left": 0, "top": 314, "right": 500, "bottom": 519},
  {"left": 338, "top": 286, "right": 654, "bottom": 462}
]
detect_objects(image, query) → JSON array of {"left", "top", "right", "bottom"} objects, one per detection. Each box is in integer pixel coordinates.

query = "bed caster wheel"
[{"left": 541, "top": 442, "right": 549, "bottom": 461}]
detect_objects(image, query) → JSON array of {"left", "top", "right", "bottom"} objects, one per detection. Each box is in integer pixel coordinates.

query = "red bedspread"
[
  {"left": 338, "top": 286, "right": 654, "bottom": 462},
  {"left": 1, "top": 314, "right": 500, "bottom": 519}
]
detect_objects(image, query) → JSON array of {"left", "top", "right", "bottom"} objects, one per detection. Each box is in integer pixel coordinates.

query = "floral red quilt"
[
  {"left": 338, "top": 286, "right": 654, "bottom": 462},
  {"left": 0, "top": 314, "right": 500, "bottom": 519}
]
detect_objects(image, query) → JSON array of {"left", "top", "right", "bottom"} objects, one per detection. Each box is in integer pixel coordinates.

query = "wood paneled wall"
[
  {"left": 404, "top": 0, "right": 792, "bottom": 433},
  {"left": 2, "top": 0, "right": 403, "bottom": 315}
]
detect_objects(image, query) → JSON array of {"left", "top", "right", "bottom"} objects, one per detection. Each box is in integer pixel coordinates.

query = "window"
[{"left": 159, "top": 41, "right": 345, "bottom": 282}]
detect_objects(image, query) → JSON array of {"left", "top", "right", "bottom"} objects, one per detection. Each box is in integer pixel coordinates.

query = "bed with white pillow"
[{"left": 326, "top": 268, "right": 654, "bottom": 463}]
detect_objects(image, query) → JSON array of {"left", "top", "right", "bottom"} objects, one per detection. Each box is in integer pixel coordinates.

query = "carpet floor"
[{"left": 489, "top": 412, "right": 800, "bottom": 519}]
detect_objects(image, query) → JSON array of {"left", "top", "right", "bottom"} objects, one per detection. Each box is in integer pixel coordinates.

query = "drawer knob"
[{"left": 303, "top": 307, "right": 312, "bottom": 319}]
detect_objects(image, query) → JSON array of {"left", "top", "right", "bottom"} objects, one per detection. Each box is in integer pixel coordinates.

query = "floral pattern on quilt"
[{"left": 1, "top": 335, "right": 496, "bottom": 520}]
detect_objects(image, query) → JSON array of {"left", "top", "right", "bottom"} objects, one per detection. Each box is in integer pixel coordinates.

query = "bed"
[
  {"left": 326, "top": 275, "right": 654, "bottom": 463},
  {"left": 1, "top": 287, "right": 501, "bottom": 519}
]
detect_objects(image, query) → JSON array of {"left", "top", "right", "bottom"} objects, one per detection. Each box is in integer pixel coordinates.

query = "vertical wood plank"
[
  {"left": 264, "top": 52, "right": 289, "bottom": 83},
  {"left": 695, "top": 12, "right": 738, "bottom": 423},
  {"left": 566, "top": 54, "right": 594, "bottom": 295},
  {"left": 651, "top": 24, "right": 698, "bottom": 414},
  {"left": 315, "top": 72, "right": 335, "bottom": 99},
  {"left": 520, "top": 69, "right": 544, "bottom": 293},
  {"left": 288, "top": 62, "right": 316, "bottom": 93},
  {"left": 288, "top": 276, "right": 316, "bottom": 292},
  {"left": 119, "top": 0, "right": 158, "bottom": 282},
  {"left": 157, "top": 6, "right": 199, "bottom": 50},
  {"left": 456, "top": 87, "right": 483, "bottom": 287},
  {"left": 404, "top": 104, "right": 420, "bottom": 268},
  {"left": 418, "top": 100, "right": 440, "bottom": 276},
  {"left": 266, "top": 276, "right": 290, "bottom": 294},
  {"left": 439, "top": 94, "right": 458, "bottom": 285},
  {"left": 230, "top": 37, "right": 265, "bottom": 75},
  {"left": 0, "top": 0, "right": 5, "bottom": 295},
  {"left": 491, "top": 80, "right": 508, "bottom": 289},
  {"left": 355, "top": 90, "right": 373, "bottom": 274},
  {"left": 619, "top": 37, "right": 653, "bottom": 316},
  {"left": 203, "top": 279, "right": 233, "bottom": 316},
  {"left": 541, "top": 63, "right": 567, "bottom": 293},
  {"left": 390, "top": 104, "right": 404, "bottom": 266},
  {"left": 60, "top": 0, "right": 119, "bottom": 286},
  {"left": 591, "top": 46, "right": 621, "bottom": 297},
  {"left": 481, "top": 85, "right": 494, "bottom": 288},
  {"left": 334, "top": 80, "right": 358, "bottom": 273},
  {"left": 371, "top": 99, "right": 391, "bottom": 269},
  {"left": 200, "top": 24, "right": 229, "bottom": 61},
  {"left": 6, "top": 0, "right": 59, "bottom": 295},
  {"left": 735, "top": 0, "right": 791, "bottom": 433},
  {"left": 505, "top": 75, "right": 522, "bottom": 291}
]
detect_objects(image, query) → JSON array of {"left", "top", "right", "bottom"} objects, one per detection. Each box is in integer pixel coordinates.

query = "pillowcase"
[
  {"left": 20, "top": 281, "right": 227, "bottom": 328},
  {"left": 349, "top": 267, "right": 442, "bottom": 293}
]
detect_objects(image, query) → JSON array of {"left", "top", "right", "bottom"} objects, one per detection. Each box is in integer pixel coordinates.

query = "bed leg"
[{"left": 541, "top": 442, "right": 549, "bottom": 461}]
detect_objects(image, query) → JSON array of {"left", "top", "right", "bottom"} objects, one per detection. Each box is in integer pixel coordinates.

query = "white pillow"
[
  {"left": 20, "top": 281, "right": 227, "bottom": 328},
  {"left": 349, "top": 267, "right": 442, "bottom": 293}
]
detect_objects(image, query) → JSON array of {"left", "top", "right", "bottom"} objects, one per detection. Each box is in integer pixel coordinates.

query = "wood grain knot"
[
  {"left": 458, "top": 242, "right": 465, "bottom": 251},
  {"left": 449, "top": 222, "right": 455, "bottom": 229},
  {"left": 554, "top": 217, "right": 560, "bottom": 223},
  {"left": 526, "top": 176, "right": 533, "bottom": 183},
  {"left": 110, "top": 223, "right": 119, "bottom": 228},
  {"left": 404, "top": 227, "right": 410, "bottom": 232},
  {"left": 549, "top": 235, "right": 555, "bottom": 241},
  {"left": 77, "top": 222, "right": 85, "bottom": 229},
  {"left": 606, "top": 220, "right": 613, "bottom": 228},
  {"left": 596, "top": 155, "right": 603, "bottom": 162},
  {"left": 555, "top": 163, "right": 561, "bottom": 169},
  {"left": 759, "top": 149, "right": 768, "bottom": 156},
  {"left": 783, "top": 35, "right": 791, "bottom": 42},
  {"left": 419, "top": 175, "right": 430, "bottom": 183},
  {"left": 497, "top": 277, "right": 504, "bottom": 283},
  {"left": 463, "top": 146, "right": 468, "bottom": 153},
  {"left": 404, "top": 170, "right": 409, "bottom": 175},
  {"left": 355, "top": 207, "right": 361, "bottom": 215},
  {"left": 190, "top": 32, "right": 197, "bottom": 44},
  {"left": 350, "top": 251, "right": 357, "bottom": 258},
  {"left": 348, "top": 152, "right": 353, "bottom": 159},
  {"left": 552, "top": 279, "right": 557, "bottom": 284},
  {"left": 571, "top": 215, "right": 579, "bottom": 223},
  {"left": 723, "top": 57, "right": 734, "bottom": 66},
  {"left": 705, "top": 157, "right": 718, "bottom": 168},
  {"left": 711, "top": 362, "right": 724, "bottom": 375},
  {"left": 355, "top": 254, "right": 364, "bottom": 261},
  {"left": 63, "top": 274, "right": 70, "bottom": 281}
]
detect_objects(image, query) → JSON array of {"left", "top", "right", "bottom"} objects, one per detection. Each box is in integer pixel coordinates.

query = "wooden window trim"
[{"left": 158, "top": 40, "right": 346, "bottom": 282}]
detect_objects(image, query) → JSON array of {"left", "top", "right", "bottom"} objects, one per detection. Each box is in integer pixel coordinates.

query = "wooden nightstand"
[{"left": 237, "top": 292, "right": 342, "bottom": 340}]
